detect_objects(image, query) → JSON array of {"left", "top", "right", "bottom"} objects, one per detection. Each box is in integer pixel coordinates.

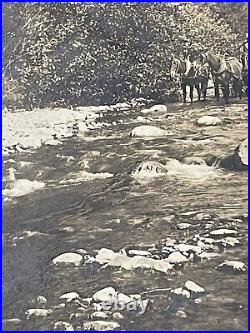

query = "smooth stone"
[
  {"left": 112, "top": 312, "right": 124, "bottom": 320},
  {"left": 168, "top": 251, "right": 189, "bottom": 264},
  {"left": 83, "top": 321, "right": 120, "bottom": 331},
  {"left": 175, "top": 310, "right": 187, "bottom": 318},
  {"left": 52, "top": 252, "right": 83, "bottom": 266},
  {"left": 59, "top": 292, "right": 80, "bottom": 303},
  {"left": 170, "top": 287, "right": 191, "bottom": 300},
  {"left": 91, "top": 311, "right": 109, "bottom": 319},
  {"left": 197, "top": 115, "right": 222, "bottom": 126},
  {"left": 25, "top": 308, "right": 53, "bottom": 319},
  {"left": 217, "top": 237, "right": 240, "bottom": 247},
  {"left": 92, "top": 287, "right": 117, "bottom": 303},
  {"left": 215, "top": 261, "right": 247, "bottom": 274},
  {"left": 53, "top": 321, "right": 74, "bottom": 331},
  {"left": 141, "top": 104, "right": 167, "bottom": 114},
  {"left": 2, "top": 318, "right": 22, "bottom": 327},
  {"left": 177, "top": 223, "right": 192, "bottom": 230},
  {"left": 128, "top": 249, "right": 152, "bottom": 257},
  {"left": 184, "top": 280, "right": 205, "bottom": 296},
  {"left": 130, "top": 125, "right": 167, "bottom": 137},
  {"left": 194, "top": 213, "right": 212, "bottom": 221},
  {"left": 199, "top": 252, "right": 220, "bottom": 260},
  {"left": 175, "top": 244, "right": 202, "bottom": 254},
  {"left": 210, "top": 229, "right": 237, "bottom": 237}
]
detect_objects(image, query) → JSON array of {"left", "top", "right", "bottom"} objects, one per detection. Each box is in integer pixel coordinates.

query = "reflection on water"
[{"left": 2, "top": 101, "right": 248, "bottom": 330}]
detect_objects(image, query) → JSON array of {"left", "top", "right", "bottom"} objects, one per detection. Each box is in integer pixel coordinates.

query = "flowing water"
[{"left": 2, "top": 100, "right": 248, "bottom": 330}]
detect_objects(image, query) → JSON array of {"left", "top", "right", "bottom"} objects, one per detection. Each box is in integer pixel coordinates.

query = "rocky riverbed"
[{"left": 2, "top": 99, "right": 248, "bottom": 330}]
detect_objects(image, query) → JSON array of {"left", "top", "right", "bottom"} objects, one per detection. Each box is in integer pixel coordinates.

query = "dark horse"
[
  {"left": 202, "top": 51, "right": 243, "bottom": 103},
  {"left": 170, "top": 57, "right": 209, "bottom": 103}
]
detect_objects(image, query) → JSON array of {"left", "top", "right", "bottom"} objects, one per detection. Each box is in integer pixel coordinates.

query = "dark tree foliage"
[{"left": 2, "top": 2, "right": 247, "bottom": 108}]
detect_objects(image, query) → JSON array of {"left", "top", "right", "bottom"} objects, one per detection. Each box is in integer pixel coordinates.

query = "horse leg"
[
  {"left": 190, "top": 85, "right": 194, "bottom": 103},
  {"left": 202, "top": 80, "right": 208, "bottom": 101},
  {"left": 214, "top": 77, "right": 219, "bottom": 101},
  {"left": 195, "top": 83, "right": 201, "bottom": 101},
  {"left": 238, "top": 80, "right": 243, "bottom": 99},
  {"left": 181, "top": 82, "right": 187, "bottom": 103},
  {"left": 223, "top": 83, "right": 230, "bottom": 104}
]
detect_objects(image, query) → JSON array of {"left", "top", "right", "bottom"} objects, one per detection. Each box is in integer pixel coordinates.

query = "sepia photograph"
[{"left": 2, "top": 2, "right": 248, "bottom": 331}]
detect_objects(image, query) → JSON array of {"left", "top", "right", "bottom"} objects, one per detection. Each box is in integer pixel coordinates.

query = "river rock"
[
  {"left": 53, "top": 321, "right": 74, "bottom": 331},
  {"left": 91, "top": 311, "right": 109, "bottom": 320},
  {"left": 197, "top": 115, "right": 222, "bottom": 126},
  {"left": 83, "top": 321, "right": 121, "bottom": 331},
  {"left": 212, "top": 138, "right": 248, "bottom": 171},
  {"left": 59, "top": 292, "right": 80, "bottom": 303},
  {"left": 2, "top": 318, "right": 22, "bottom": 329},
  {"left": 168, "top": 251, "right": 189, "bottom": 264},
  {"left": 176, "top": 310, "right": 187, "bottom": 318},
  {"left": 170, "top": 287, "right": 191, "bottom": 301},
  {"left": 216, "top": 237, "right": 240, "bottom": 247},
  {"left": 92, "top": 287, "right": 117, "bottom": 303},
  {"left": 177, "top": 223, "right": 192, "bottom": 230},
  {"left": 128, "top": 249, "right": 152, "bottom": 257},
  {"left": 215, "top": 261, "right": 247, "bottom": 274},
  {"left": 141, "top": 104, "right": 167, "bottom": 114},
  {"left": 25, "top": 308, "right": 53, "bottom": 320},
  {"left": 184, "top": 280, "right": 205, "bottom": 297},
  {"left": 210, "top": 229, "right": 237, "bottom": 237},
  {"left": 52, "top": 252, "right": 83, "bottom": 266},
  {"left": 130, "top": 125, "right": 167, "bottom": 137},
  {"left": 175, "top": 244, "right": 202, "bottom": 254}
]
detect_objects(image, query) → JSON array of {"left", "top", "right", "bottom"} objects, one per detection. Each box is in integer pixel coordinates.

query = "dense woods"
[{"left": 2, "top": 2, "right": 248, "bottom": 109}]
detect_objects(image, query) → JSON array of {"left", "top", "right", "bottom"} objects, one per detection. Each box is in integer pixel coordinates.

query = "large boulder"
[
  {"left": 211, "top": 138, "right": 248, "bottom": 171},
  {"left": 130, "top": 125, "right": 167, "bottom": 137}
]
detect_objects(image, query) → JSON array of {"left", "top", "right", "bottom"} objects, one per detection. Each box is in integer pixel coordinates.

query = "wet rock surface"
[{"left": 2, "top": 100, "right": 247, "bottom": 330}]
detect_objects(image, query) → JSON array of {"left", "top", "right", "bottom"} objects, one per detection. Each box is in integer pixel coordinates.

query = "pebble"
[
  {"left": 128, "top": 249, "right": 152, "bottom": 257},
  {"left": 83, "top": 321, "right": 120, "bottom": 330},
  {"left": 25, "top": 308, "right": 53, "bottom": 320},
  {"left": 184, "top": 280, "right": 205, "bottom": 297},
  {"left": 112, "top": 312, "right": 124, "bottom": 320},
  {"left": 2, "top": 318, "right": 22, "bottom": 327},
  {"left": 210, "top": 229, "right": 237, "bottom": 237},
  {"left": 52, "top": 252, "right": 83, "bottom": 266},
  {"left": 197, "top": 115, "right": 222, "bottom": 126},
  {"left": 92, "top": 287, "right": 117, "bottom": 303},
  {"left": 59, "top": 292, "right": 80, "bottom": 303},
  {"left": 91, "top": 311, "right": 109, "bottom": 320},
  {"left": 175, "top": 310, "right": 187, "bottom": 318},
  {"left": 177, "top": 223, "right": 192, "bottom": 230},
  {"left": 130, "top": 125, "right": 167, "bottom": 137},
  {"left": 194, "top": 213, "right": 212, "bottom": 221},
  {"left": 53, "top": 321, "right": 74, "bottom": 331},
  {"left": 215, "top": 261, "right": 247, "bottom": 274},
  {"left": 170, "top": 287, "right": 191, "bottom": 300}
]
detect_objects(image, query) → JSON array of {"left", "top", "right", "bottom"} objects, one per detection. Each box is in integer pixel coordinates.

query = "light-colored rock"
[
  {"left": 112, "top": 312, "right": 124, "bottom": 320},
  {"left": 25, "top": 308, "right": 53, "bottom": 320},
  {"left": 177, "top": 223, "right": 192, "bottom": 230},
  {"left": 194, "top": 213, "right": 212, "bottom": 221},
  {"left": 210, "top": 229, "right": 237, "bottom": 237},
  {"left": 168, "top": 251, "right": 189, "bottom": 264},
  {"left": 237, "top": 138, "right": 248, "bottom": 166},
  {"left": 54, "top": 321, "right": 74, "bottom": 331},
  {"left": 182, "top": 157, "right": 206, "bottom": 165},
  {"left": 175, "top": 310, "right": 187, "bottom": 318},
  {"left": 215, "top": 261, "right": 247, "bottom": 273},
  {"left": 91, "top": 311, "right": 109, "bottom": 320},
  {"left": 92, "top": 287, "right": 117, "bottom": 303},
  {"left": 170, "top": 287, "right": 191, "bottom": 300},
  {"left": 141, "top": 104, "right": 167, "bottom": 114},
  {"left": 217, "top": 237, "right": 240, "bottom": 247},
  {"left": 52, "top": 252, "right": 83, "bottom": 266},
  {"left": 130, "top": 125, "right": 167, "bottom": 137},
  {"left": 2, "top": 318, "right": 22, "bottom": 326},
  {"left": 184, "top": 281, "right": 205, "bottom": 296},
  {"left": 83, "top": 321, "right": 121, "bottom": 331},
  {"left": 59, "top": 292, "right": 80, "bottom": 303},
  {"left": 197, "top": 115, "right": 222, "bottom": 126},
  {"left": 128, "top": 249, "right": 152, "bottom": 257},
  {"left": 175, "top": 244, "right": 202, "bottom": 254}
]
